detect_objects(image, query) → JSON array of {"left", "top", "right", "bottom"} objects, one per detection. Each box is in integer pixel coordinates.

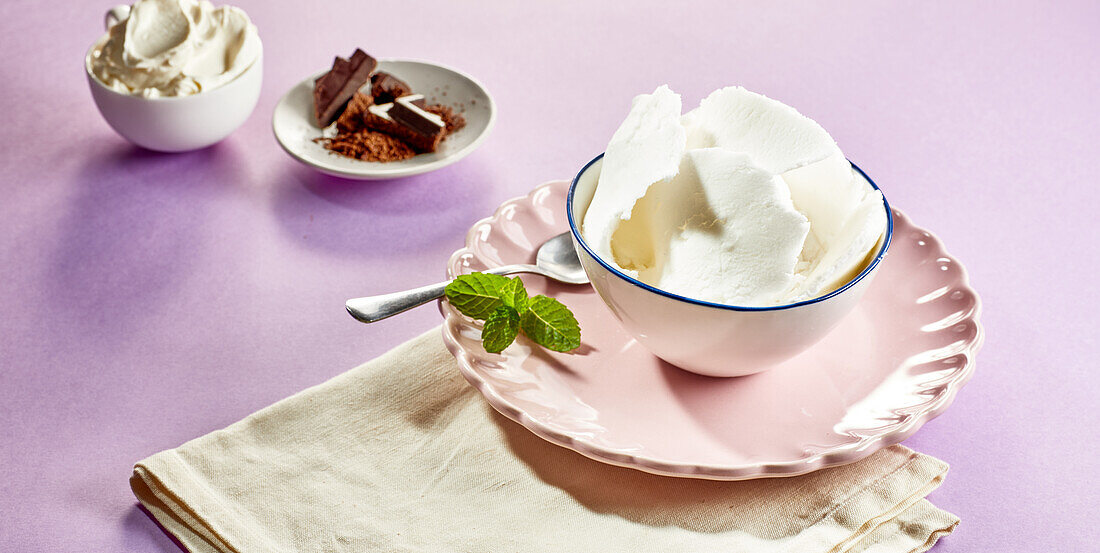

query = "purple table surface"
[{"left": 2, "top": 1, "right": 1096, "bottom": 551}]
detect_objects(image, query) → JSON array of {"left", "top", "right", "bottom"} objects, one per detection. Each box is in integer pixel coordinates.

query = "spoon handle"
[{"left": 345, "top": 264, "right": 540, "bottom": 323}]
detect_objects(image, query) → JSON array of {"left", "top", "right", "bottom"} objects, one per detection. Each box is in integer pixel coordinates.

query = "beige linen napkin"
[{"left": 132, "top": 328, "right": 958, "bottom": 553}]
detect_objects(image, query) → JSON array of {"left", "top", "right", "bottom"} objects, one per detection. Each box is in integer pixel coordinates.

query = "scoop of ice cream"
[
  {"left": 583, "top": 85, "right": 887, "bottom": 307},
  {"left": 584, "top": 85, "right": 685, "bottom": 261},
  {"left": 612, "top": 148, "right": 811, "bottom": 306},
  {"left": 782, "top": 152, "right": 888, "bottom": 300},
  {"left": 683, "top": 86, "right": 843, "bottom": 174},
  {"left": 89, "top": 0, "right": 260, "bottom": 98}
]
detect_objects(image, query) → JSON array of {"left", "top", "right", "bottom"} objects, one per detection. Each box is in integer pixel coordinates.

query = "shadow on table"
[
  {"left": 268, "top": 158, "right": 497, "bottom": 258},
  {"left": 124, "top": 504, "right": 189, "bottom": 553},
  {"left": 492, "top": 407, "right": 808, "bottom": 540},
  {"left": 44, "top": 142, "right": 243, "bottom": 338}
]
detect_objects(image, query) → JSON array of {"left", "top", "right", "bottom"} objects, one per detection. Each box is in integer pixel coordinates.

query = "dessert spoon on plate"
[{"left": 346, "top": 232, "right": 588, "bottom": 323}]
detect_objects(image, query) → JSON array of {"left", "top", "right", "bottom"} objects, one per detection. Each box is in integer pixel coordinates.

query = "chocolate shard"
[
  {"left": 312, "top": 49, "right": 378, "bottom": 127},
  {"left": 362, "top": 94, "right": 445, "bottom": 153},
  {"left": 362, "top": 106, "right": 404, "bottom": 147},
  {"left": 390, "top": 95, "right": 445, "bottom": 137},
  {"left": 336, "top": 92, "right": 373, "bottom": 134},
  {"left": 370, "top": 72, "right": 412, "bottom": 104}
]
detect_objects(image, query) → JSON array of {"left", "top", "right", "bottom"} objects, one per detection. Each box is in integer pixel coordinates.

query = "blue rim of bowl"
[{"left": 566, "top": 153, "right": 894, "bottom": 312}]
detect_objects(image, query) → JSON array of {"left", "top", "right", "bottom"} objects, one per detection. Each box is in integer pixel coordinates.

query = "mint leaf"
[
  {"left": 499, "top": 277, "right": 528, "bottom": 313},
  {"left": 447, "top": 274, "right": 580, "bottom": 354},
  {"left": 445, "top": 272, "right": 510, "bottom": 319},
  {"left": 519, "top": 295, "right": 581, "bottom": 352},
  {"left": 482, "top": 306, "right": 519, "bottom": 353}
]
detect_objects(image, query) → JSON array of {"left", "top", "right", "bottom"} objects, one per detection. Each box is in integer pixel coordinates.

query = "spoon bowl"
[{"left": 534, "top": 232, "right": 589, "bottom": 284}]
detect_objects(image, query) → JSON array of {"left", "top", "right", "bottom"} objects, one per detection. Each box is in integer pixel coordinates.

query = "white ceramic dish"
[
  {"left": 570, "top": 155, "right": 892, "bottom": 377},
  {"left": 272, "top": 59, "right": 495, "bottom": 180},
  {"left": 84, "top": 34, "right": 263, "bottom": 152}
]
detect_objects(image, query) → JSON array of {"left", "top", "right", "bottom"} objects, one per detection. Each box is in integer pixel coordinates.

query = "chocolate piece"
[
  {"left": 312, "top": 49, "right": 377, "bottom": 127},
  {"left": 336, "top": 92, "right": 373, "bottom": 133},
  {"left": 370, "top": 72, "right": 412, "bottom": 104},
  {"left": 390, "top": 95, "right": 445, "bottom": 137},
  {"left": 362, "top": 94, "right": 445, "bottom": 153},
  {"left": 362, "top": 104, "right": 416, "bottom": 149}
]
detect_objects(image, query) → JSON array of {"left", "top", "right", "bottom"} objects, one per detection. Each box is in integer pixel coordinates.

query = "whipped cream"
[
  {"left": 88, "top": 0, "right": 260, "bottom": 98},
  {"left": 583, "top": 85, "right": 887, "bottom": 307}
]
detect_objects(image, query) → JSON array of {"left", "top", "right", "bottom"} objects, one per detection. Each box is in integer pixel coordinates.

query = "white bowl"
[
  {"left": 567, "top": 155, "right": 893, "bottom": 378},
  {"left": 84, "top": 36, "right": 262, "bottom": 152}
]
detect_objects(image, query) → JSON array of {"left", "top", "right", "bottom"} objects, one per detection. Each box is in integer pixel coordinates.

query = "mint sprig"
[
  {"left": 482, "top": 306, "right": 520, "bottom": 353},
  {"left": 498, "top": 276, "right": 528, "bottom": 313},
  {"left": 442, "top": 272, "right": 510, "bottom": 319},
  {"left": 445, "top": 273, "right": 581, "bottom": 354},
  {"left": 519, "top": 295, "right": 582, "bottom": 352}
]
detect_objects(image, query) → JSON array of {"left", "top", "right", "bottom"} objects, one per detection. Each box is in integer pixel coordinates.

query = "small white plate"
[{"left": 272, "top": 59, "right": 495, "bottom": 180}]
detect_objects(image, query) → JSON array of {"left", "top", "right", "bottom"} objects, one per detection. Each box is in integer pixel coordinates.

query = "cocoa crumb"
[
  {"left": 314, "top": 130, "right": 416, "bottom": 162},
  {"left": 424, "top": 105, "right": 466, "bottom": 135}
]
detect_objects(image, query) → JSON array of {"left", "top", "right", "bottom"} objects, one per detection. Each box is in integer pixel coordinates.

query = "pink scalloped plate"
[{"left": 440, "top": 180, "right": 983, "bottom": 480}]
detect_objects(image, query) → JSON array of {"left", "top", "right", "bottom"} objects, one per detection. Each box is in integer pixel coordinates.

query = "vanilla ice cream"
[
  {"left": 89, "top": 0, "right": 260, "bottom": 98},
  {"left": 583, "top": 85, "right": 887, "bottom": 307}
]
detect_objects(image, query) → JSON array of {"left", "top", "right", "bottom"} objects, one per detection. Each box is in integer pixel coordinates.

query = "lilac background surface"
[{"left": 1, "top": 1, "right": 1096, "bottom": 551}]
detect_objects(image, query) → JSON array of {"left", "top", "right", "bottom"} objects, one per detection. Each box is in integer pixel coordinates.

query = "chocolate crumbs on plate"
[{"left": 314, "top": 130, "right": 416, "bottom": 162}]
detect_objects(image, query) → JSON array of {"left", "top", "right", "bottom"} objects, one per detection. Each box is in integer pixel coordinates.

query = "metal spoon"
[{"left": 345, "top": 232, "right": 589, "bottom": 323}]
